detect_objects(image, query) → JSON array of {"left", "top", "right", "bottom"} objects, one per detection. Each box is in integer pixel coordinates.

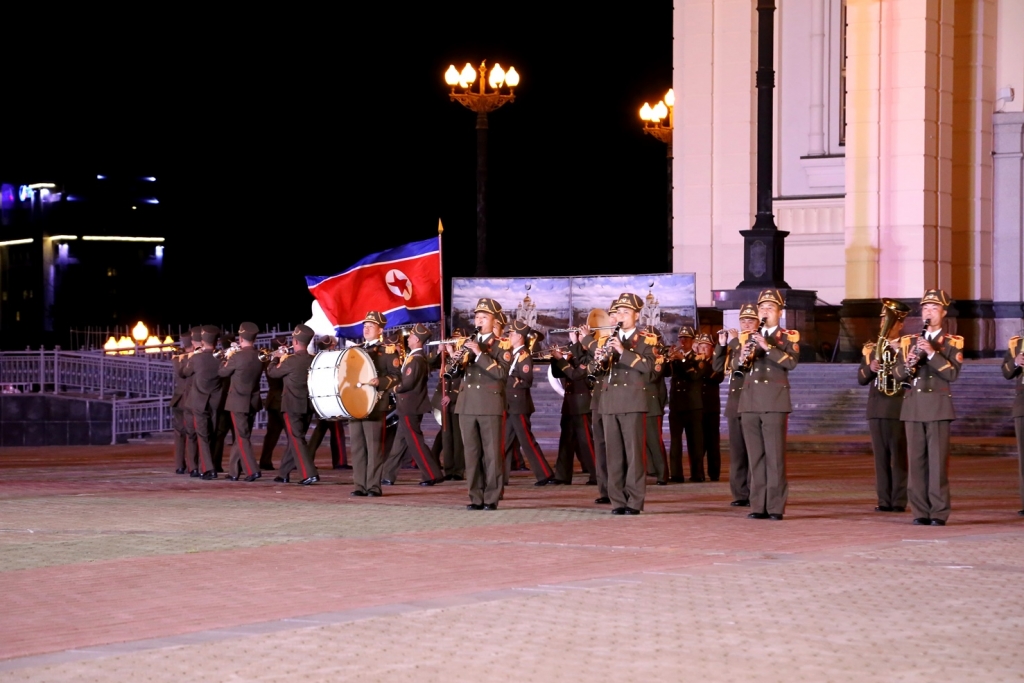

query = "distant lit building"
[{"left": 0, "top": 174, "right": 167, "bottom": 343}]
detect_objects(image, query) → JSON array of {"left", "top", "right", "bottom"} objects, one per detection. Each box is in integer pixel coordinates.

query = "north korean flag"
[{"left": 306, "top": 237, "right": 441, "bottom": 338}]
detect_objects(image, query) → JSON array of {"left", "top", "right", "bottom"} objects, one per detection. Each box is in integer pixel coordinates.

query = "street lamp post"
[
  {"left": 445, "top": 61, "right": 520, "bottom": 277},
  {"left": 640, "top": 90, "right": 675, "bottom": 272}
]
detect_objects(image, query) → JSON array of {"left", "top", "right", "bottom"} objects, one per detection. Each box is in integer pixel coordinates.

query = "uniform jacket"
[
  {"left": 429, "top": 350, "right": 460, "bottom": 411},
  {"left": 266, "top": 351, "right": 314, "bottom": 415},
  {"left": 700, "top": 353, "right": 724, "bottom": 415},
  {"left": 1002, "top": 336, "right": 1024, "bottom": 418},
  {"left": 551, "top": 345, "right": 593, "bottom": 415},
  {"left": 394, "top": 349, "right": 431, "bottom": 416},
  {"left": 857, "top": 338, "right": 905, "bottom": 420},
  {"left": 217, "top": 346, "right": 264, "bottom": 413},
  {"left": 668, "top": 351, "right": 708, "bottom": 412},
  {"left": 646, "top": 350, "right": 669, "bottom": 417},
  {"left": 582, "top": 328, "right": 656, "bottom": 415},
  {"left": 358, "top": 341, "right": 401, "bottom": 420},
  {"left": 505, "top": 347, "right": 536, "bottom": 415},
  {"left": 171, "top": 354, "right": 189, "bottom": 408},
  {"left": 736, "top": 328, "right": 800, "bottom": 414},
  {"left": 894, "top": 331, "right": 962, "bottom": 422},
  {"left": 264, "top": 362, "right": 283, "bottom": 411},
  {"left": 182, "top": 350, "right": 225, "bottom": 413},
  {"left": 713, "top": 339, "right": 746, "bottom": 419},
  {"left": 453, "top": 334, "right": 510, "bottom": 416}
]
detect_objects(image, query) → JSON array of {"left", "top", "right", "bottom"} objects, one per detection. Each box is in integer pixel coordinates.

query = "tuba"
[{"left": 873, "top": 298, "right": 911, "bottom": 396}]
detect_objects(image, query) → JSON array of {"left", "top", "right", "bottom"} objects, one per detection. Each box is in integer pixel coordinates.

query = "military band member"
[
  {"left": 349, "top": 312, "right": 401, "bottom": 496},
  {"left": 737, "top": 289, "right": 799, "bottom": 520},
  {"left": 714, "top": 303, "right": 758, "bottom": 506},
  {"left": 259, "top": 337, "right": 286, "bottom": 471},
  {"left": 171, "top": 332, "right": 193, "bottom": 474},
  {"left": 580, "top": 300, "right": 621, "bottom": 505},
  {"left": 181, "top": 325, "right": 225, "bottom": 479},
  {"left": 503, "top": 320, "right": 557, "bottom": 486},
  {"left": 858, "top": 305, "right": 909, "bottom": 512},
  {"left": 267, "top": 324, "right": 320, "bottom": 485},
  {"left": 306, "top": 336, "right": 349, "bottom": 470},
  {"left": 643, "top": 327, "right": 670, "bottom": 485},
  {"left": 177, "top": 327, "right": 203, "bottom": 476},
  {"left": 1002, "top": 333, "right": 1024, "bottom": 515},
  {"left": 595, "top": 292, "right": 657, "bottom": 514},
  {"left": 385, "top": 323, "right": 445, "bottom": 485},
  {"left": 696, "top": 332, "right": 724, "bottom": 482},
  {"left": 668, "top": 325, "right": 707, "bottom": 482},
  {"left": 430, "top": 331, "right": 465, "bottom": 481},
  {"left": 454, "top": 298, "right": 511, "bottom": 510},
  {"left": 210, "top": 332, "right": 235, "bottom": 474},
  {"left": 217, "top": 322, "right": 264, "bottom": 481},
  {"left": 551, "top": 332, "right": 597, "bottom": 485},
  {"left": 894, "top": 290, "right": 963, "bottom": 526}
]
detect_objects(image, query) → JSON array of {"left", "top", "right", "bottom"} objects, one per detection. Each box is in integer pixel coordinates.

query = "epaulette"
[
  {"left": 643, "top": 332, "right": 658, "bottom": 346},
  {"left": 900, "top": 335, "right": 913, "bottom": 359},
  {"left": 384, "top": 344, "right": 396, "bottom": 354},
  {"left": 518, "top": 350, "right": 529, "bottom": 362},
  {"left": 785, "top": 329, "right": 800, "bottom": 343},
  {"left": 946, "top": 334, "right": 964, "bottom": 350},
  {"left": 498, "top": 338, "right": 511, "bottom": 350},
  {"left": 1009, "top": 336, "right": 1020, "bottom": 355}
]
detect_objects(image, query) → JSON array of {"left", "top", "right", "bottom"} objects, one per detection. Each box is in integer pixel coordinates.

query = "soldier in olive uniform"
[
  {"left": 348, "top": 312, "right": 401, "bottom": 496},
  {"left": 210, "top": 332, "right": 235, "bottom": 474},
  {"left": 713, "top": 303, "right": 758, "bottom": 506},
  {"left": 736, "top": 289, "right": 800, "bottom": 520},
  {"left": 259, "top": 337, "right": 286, "bottom": 471},
  {"left": 503, "top": 320, "right": 557, "bottom": 486},
  {"left": 177, "top": 327, "right": 203, "bottom": 476},
  {"left": 181, "top": 325, "right": 225, "bottom": 479},
  {"left": 1002, "top": 334, "right": 1024, "bottom": 515},
  {"left": 171, "top": 332, "right": 193, "bottom": 474},
  {"left": 668, "top": 325, "right": 708, "bottom": 482},
  {"left": 551, "top": 332, "right": 597, "bottom": 485},
  {"left": 384, "top": 323, "right": 444, "bottom": 485},
  {"left": 696, "top": 333, "right": 724, "bottom": 482},
  {"left": 643, "top": 327, "right": 670, "bottom": 485},
  {"left": 217, "top": 321, "right": 264, "bottom": 481},
  {"left": 580, "top": 300, "right": 621, "bottom": 505},
  {"left": 858, "top": 304, "right": 909, "bottom": 512},
  {"left": 267, "top": 324, "right": 319, "bottom": 485},
  {"left": 430, "top": 329, "right": 465, "bottom": 480},
  {"left": 894, "top": 290, "right": 963, "bottom": 525},
  {"left": 589, "top": 292, "right": 657, "bottom": 514},
  {"left": 453, "top": 298, "right": 511, "bottom": 510}
]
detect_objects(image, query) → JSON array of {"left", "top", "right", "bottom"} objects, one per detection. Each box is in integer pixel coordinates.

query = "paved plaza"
[{"left": 1, "top": 443, "right": 1023, "bottom": 682}]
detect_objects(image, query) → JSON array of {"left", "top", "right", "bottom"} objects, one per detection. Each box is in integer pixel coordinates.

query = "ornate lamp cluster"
[
  {"left": 639, "top": 88, "right": 674, "bottom": 144},
  {"left": 445, "top": 61, "right": 520, "bottom": 113}
]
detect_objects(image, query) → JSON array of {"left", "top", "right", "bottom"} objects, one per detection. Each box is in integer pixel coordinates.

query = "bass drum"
[{"left": 307, "top": 347, "right": 380, "bottom": 420}]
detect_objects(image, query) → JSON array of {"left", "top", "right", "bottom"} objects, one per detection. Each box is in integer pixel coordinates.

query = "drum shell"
[{"left": 306, "top": 348, "right": 380, "bottom": 420}]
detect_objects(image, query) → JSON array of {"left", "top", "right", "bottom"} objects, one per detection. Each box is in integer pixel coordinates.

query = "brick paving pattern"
[{"left": 1, "top": 442, "right": 1022, "bottom": 682}]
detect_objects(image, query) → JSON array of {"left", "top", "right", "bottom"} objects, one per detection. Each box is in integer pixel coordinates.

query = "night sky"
[{"left": 4, "top": 4, "right": 672, "bottom": 333}]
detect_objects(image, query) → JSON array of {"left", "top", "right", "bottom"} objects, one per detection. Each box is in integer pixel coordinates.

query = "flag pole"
[{"left": 437, "top": 219, "right": 448, "bottom": 433}]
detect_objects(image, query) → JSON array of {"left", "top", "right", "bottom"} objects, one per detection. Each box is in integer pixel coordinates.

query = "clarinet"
[
  {"left": 908, "top": 318, "right": 931, "bottom": 377},
  {"left": 732, "top": 317, "right": 767, "bottom": 380}
]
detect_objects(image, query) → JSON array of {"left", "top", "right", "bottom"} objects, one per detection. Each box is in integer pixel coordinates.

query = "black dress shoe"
[
  {"left": 444, "top": 474, "right": 455, "bottom": 481},
  {"left": 585, "top": 480, "right": 597, "bottom": 485},
  {"left": 244, "top": 472, "right": 261, "bottom": 482},
  {"left": 875, "top": 505, "right": 894, "bottom": 512},
  {"left": 690, "top": 477, "right": 705, "bottom": 483},
  {"left": 300, "top": 476, "right": 319, "bottom": 486},
  {"left": 225, "top": 475, "right": 239, "bottom": 481},
  {"left": 381, "top": 479, "right": 394, "bottom": 486},
  {"left": 930, "top": 519, "right": 946, "bottom": 526},
  {"left": 611, "top": 507, "right": 627, "bottom": 515},
  {"left": 710, "top": 477, "right": 720, "bottom": 482},
  {"left": 747, "top": 512, "right": 769, "bottom": 519},
  {"left": 483, "top": 503, "right": 498, "bottom": 510},
  {"left": 550, "top": 479, "right": 567, "bottom": 485},
  {"left": 466, "top": 503, "right": 484, "bottom": 510},
  {"left": 669, "top": 477, "right": 685, "bottom": 483},
  {"left": 367, "top": 490, "right": 382, "bottom": 497},
  {"left": 189, "top": 470, "right": 200, "bottom": 478},
  {"left": 595, "top": 496, "right": 611, "bottom": 504},
  {"left": 624, "top": 508, "right": 641, "bottom": 515},
  {"left": 912, "top": 517, "right": 931, "bottom": 525},
  {"left": 201, "top": 471, "right": 217, "bottom": 480},
  {"left": 892, "top": 506, "right": 906, "bottom": 512},
  {"left": 175, "top": 467, "right": 186, "bottom": 474},
  {"left": 1017, "top": 509, "right": 1024, "bottom": 516},
  {"left": 351, "top": 490, "right": 368, "bottom": 497},
  {"left": 769, "top": 514, "right": 784, "bottom": 521},
  {"left": 534, "top": 478, "right": 551, "bottom": 487},
  {"left": 730, "top": 499, "right": 750, "bottom": 507},
  {"left": 419, "top": 479, "right": 438, "bottom": 486},
  {"left": 656, "top": 480, "right": 667, "bottom": 486},
  {"left": 451, "top": 475, "right": 465, "bottom": 481},
  {"left": 273, "top": 476, "right": 290, "bottom": 483}
]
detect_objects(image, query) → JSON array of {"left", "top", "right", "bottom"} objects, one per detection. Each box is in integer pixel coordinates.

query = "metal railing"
[{"left": 0, "top": 348, "right": 176, "bottom": 398}]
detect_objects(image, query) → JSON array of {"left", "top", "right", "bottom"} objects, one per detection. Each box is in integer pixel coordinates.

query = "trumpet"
[
  {"left": 213, "top": 343, "right": 240, "bottom": 361},
  {"left": 732, "top": 318, "right": 767, "bottom": 379}
]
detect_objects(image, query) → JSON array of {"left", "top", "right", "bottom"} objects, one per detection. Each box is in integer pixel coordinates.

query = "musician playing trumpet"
[
  {"left": 216, "top": 322, "right": 264, "bottom": 481},
  {"left": 667, "top": 325, "right": 708, "bottom": 483},
  {"left": 857, "top": 302, "right": 909, "bottom": 513},
  {"left": 713, "top": 303, "right": 759, "bottom": 507}
]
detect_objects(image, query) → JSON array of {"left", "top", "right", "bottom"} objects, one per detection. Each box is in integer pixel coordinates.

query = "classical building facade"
[{"left": 674, "top": 0, "right": 1024, "bottom": 356}]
